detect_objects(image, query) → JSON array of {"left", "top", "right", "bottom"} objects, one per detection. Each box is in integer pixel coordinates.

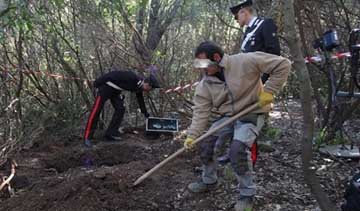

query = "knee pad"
[
  {"left": 229, "top": 140, "right": 251, "bottom": 175},
  {"left": 200, "top": 136, "right": 217, "bottom": 164}
]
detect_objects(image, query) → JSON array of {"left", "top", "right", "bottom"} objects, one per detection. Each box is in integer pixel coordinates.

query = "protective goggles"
[{"left": 193, "top": 58, "right": 218, "bottom": 68}]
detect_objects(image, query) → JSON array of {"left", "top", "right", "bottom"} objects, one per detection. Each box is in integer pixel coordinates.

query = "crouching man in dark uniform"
[{"left": 84, "top": 68, "right": 160, "bottom": 146}]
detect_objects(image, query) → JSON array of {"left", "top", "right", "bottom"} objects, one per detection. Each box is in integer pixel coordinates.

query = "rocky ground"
[{"left": 0, "top": 100, "right": 359, "bottom": 211}]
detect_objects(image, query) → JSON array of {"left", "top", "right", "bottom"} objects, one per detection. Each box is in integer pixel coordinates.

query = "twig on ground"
[{"left": 0, "top": 159, "right": 17, "bottom": 192}]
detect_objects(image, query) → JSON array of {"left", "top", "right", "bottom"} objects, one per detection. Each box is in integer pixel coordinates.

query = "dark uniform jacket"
[
  {"left": 241, "top": 17, "right": 281, "bottom": 83},
  {"left": 94, "top": 70, "right": 147, "bottom": 114},
  {"left": 241, "top": 17, "right": 280, "bottom": 55}
]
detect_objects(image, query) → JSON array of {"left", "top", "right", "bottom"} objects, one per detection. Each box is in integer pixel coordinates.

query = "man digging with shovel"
[{"left": 184, "top": 41, "right": 290, "bottom": 211}]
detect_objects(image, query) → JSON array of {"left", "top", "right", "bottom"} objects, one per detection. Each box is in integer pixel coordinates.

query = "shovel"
[{"left": 133, "top": 103, "right": 259, "bottom": 186}]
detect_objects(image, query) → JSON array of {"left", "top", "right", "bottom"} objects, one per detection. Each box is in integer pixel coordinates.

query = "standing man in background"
[
  {"left": 215, "top": 0, "right": 283, "bottom": 170},
  {"left": 230, "top": 0, "right": 281, "bottom": 83}
]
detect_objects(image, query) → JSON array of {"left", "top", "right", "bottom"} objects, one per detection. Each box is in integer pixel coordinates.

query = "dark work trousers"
[
  {"left": 84, "top": 85, "right": 125, "bottom": 140},
  {"left": 200, "top": 114, "right": 264, "bottom": 198}
]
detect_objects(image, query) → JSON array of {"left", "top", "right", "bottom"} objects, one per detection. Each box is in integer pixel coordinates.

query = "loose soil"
[{"left": 0, "top": 101, "right": 359, "bottom": 211}]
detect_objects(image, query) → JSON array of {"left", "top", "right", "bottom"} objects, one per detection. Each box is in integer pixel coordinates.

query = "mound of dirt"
[{"left": 0, "top": 133, "right": 199, "bottom": 211}]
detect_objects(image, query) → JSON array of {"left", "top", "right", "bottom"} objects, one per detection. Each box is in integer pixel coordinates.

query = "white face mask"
[{"left": 193, "top": 58, "right": 218, "bottom": 69}]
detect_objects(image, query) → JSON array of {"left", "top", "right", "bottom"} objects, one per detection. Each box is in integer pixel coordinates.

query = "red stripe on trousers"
[
  {"left": 84, "top": 96, "right": 102, "bottom": 140},
  {"left": 251, "top": 142, "right": 257, "bottom": 165}
]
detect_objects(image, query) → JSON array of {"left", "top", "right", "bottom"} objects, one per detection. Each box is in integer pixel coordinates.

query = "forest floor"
[{"left": 0, "top": 100, "right": 359, "bottom": 211}]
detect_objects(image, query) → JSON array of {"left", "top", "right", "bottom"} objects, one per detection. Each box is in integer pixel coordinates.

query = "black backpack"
[{"left": 342, "top": 173, "right": 360, "bottom": 211}]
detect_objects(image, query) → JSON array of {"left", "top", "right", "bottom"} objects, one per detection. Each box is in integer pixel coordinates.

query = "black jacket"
[
  {"left": 241, "top": 17, "right": 281, "bottom": 83},
  {"left": 241, "top": 17, "right": 281, "bottom": 56},
  {"left": 94, "top": 70, "right": 147, "bottom": 114}
]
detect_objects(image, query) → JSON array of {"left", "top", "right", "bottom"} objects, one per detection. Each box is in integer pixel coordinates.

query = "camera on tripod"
[
  {"left": 349, "top": 29, "right": 360, "bottom": 51},
  {"left": 313, "top": 29, "right": 340, "bottom": 51}
]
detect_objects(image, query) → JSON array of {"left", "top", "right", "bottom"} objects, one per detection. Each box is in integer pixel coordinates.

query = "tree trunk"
[
  {"left": 281, "top": 0, "right": 337, "bottom": 211},
  {"left": 15, "top": 27, "right": 24, "bottom": 125}
]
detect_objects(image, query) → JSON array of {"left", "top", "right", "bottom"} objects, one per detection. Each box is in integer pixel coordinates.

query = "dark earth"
[{"left": 0, "top": 100, "right": 359, "bottom": 211}]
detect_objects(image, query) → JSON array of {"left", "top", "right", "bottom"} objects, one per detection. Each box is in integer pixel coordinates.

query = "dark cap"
[
  {"left": 230, "top": 0, "right": 253, "bottom": 15},
  {"left": 144, "top": 74, "right": 160, "bottom": 88}
]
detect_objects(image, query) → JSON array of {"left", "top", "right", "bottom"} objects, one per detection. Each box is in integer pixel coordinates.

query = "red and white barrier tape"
[
  {"left": 164, "top": 51, "right": 353, "bottom": 92},
  {"left": 1, "top": 51, "right": 353, "bottom": 94},
  {"left": 21, "top": 69, "right": 90, "bottom": 82},
  {"left": 1, "top": 66, "right": 199, "bottom": 94},
  {"left": 305, "top": 52, "right": 351, "bottom": 63},
  {"left": 1, "top": 64, "right": 90, "bottom": 82},
  {"left": 163, "top": 81, "right": 200, "bottom": 93}
]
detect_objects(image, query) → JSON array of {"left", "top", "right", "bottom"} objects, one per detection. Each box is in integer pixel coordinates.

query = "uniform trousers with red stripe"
[
  {"left": 84, "top": 85, "right": 125, "bottom": 140},
  {"left": 199, "top": 114, "right": 263, "bottom": 199}
]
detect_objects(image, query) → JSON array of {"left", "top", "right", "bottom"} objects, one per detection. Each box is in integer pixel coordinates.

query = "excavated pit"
[{"left": 43, "top": 143, "right": 147, "bottom": 173}]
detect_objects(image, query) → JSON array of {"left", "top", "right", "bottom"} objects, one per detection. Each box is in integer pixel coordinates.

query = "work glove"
[
  {"left": 258, "top": 91, "right": 274, "bottom": 107},
  {"left": 184, "top": 137, "right": 195, "bottom": 149},
  {"left": 144, "top": 112, "right": 150, "bottom": 118}
]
